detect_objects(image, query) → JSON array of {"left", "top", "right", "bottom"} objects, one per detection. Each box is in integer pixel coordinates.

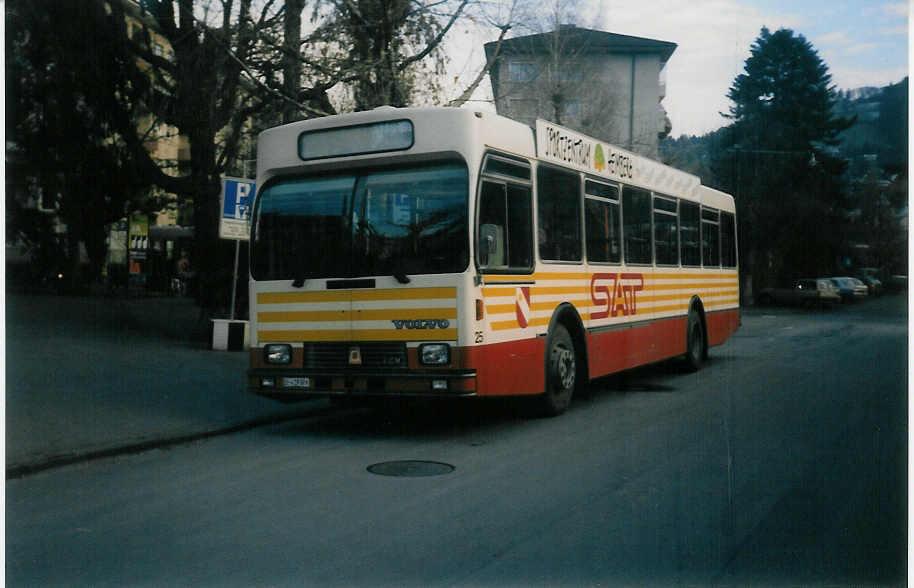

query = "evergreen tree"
[
  {"left": 714, "top": 27, "right": 854, "bottom": 293},
  {"left": 876, "top": 77, "right": 908, "bottom": 172},
  {"left": 6, "top": 0, "right": 152, "bottom": 288}
]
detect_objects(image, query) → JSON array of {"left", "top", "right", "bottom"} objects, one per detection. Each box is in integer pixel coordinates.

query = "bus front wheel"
[{"left": 537, "top": 323, "right": 576, "bottom": 416}]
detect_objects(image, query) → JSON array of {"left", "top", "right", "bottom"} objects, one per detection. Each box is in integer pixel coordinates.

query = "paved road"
[
  {"left": 6, "top": 294, "right": 907, "bottom": 587},
  {"left": 5, "top": 294, "right": 323, "bottom": 473}
]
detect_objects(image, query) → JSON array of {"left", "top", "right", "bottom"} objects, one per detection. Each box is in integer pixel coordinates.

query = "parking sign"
[{"left": 219, "top": 177, "right": 255, "bottom": 240}]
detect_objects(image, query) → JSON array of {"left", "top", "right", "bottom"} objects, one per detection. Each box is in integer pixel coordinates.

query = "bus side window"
[
  {"left": 480, "top": 224, "right": 505, "bottom": 266},
  {"left": 506, "top": 184, "right": 533, "bottom": 268},
  {"left": 478, "top": 181, "right": 532, "bottom": 271},
  {"left": 537, "top": 165, "right": 582, "bottom": 262},
  {"left": 701, "top": 208, "right": 720, "bottom": 267},
  {"left": 721, "top": 212, "right": 737, "bottom": 268},
  {"left": 584, "top": 180, "right": 621, "bottom": 264},
  {"left": 680, "top": 201, "right": 701, "bottom": 266},
  {"left": 622, "top": 186, "right": 652, "bottom": 265},
  {"left": 478, "top": 182, "right": 506, "bottom": 268}
]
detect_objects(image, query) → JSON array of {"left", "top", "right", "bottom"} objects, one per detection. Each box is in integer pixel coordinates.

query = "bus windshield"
[{"left": 251, "top": 162, "right": 469, "bottom": 281}]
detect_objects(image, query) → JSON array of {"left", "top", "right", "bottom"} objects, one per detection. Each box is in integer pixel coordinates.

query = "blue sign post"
[
  {"left": 219, "top": 177, "right": 256, "bottom": 323},
  {"left": 219, "top": 177, "right": 255, "bottom": 240}
]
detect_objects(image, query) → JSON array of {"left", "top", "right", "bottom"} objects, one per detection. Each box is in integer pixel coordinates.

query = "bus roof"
[
  {"left": 256, "top": 107, "right": 733, "bottom": 211},
  {"left": 256, "top": 107, "right": 534, "bottom": 185}
]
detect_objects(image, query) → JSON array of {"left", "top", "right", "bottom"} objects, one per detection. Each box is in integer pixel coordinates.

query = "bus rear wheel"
[
  {"left": 684, "top": 310, "right": 705, "bottom": 372},
  {"left": 536, "top": 323, "right": 576, "bottom": 416}
]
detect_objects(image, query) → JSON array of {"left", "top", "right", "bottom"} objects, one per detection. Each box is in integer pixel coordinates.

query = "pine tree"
[{"left": 714, "top": 27, "right": 854, "bottom": 293}]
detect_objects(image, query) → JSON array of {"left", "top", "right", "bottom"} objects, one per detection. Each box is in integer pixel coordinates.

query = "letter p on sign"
[{"left": 219, "top": 177, "right": 256, "bottom": 241}]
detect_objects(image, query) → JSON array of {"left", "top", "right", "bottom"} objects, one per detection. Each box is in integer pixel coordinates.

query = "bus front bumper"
[{"left": 248, "top": 369, "right": 477, "bottom": 400}]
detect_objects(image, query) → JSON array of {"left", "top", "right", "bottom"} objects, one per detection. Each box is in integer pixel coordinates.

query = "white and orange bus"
[{"left": 248, "top": 107, "right": 739, "bottom": 415}]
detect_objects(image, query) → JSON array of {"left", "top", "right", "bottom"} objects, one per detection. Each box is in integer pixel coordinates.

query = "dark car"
[
  {"left": 757, "top": 278, "right": 840, "bottom": 308},
  {"left": 858, "top": 276, "right": 882, "bottom": 296},
  {"left": 829, "top": 277, "right": 866, "bottom": 302}
]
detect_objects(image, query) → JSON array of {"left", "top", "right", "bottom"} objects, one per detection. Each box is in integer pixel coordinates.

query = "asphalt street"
[
  {"left": 5, "top": 294, "right": 324, "bottom": 475},
  {"left": 5, "top": 292, "right": 908, "bottom": 587}
]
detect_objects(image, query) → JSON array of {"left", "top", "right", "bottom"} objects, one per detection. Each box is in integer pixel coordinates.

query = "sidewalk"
[{"left": 5, "top": 293, "right": 325, "bottom": 477}]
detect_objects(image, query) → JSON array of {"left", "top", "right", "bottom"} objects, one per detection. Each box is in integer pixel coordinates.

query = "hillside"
[{"left": 660, "top": 77, "right": 908, "bottom": 180}]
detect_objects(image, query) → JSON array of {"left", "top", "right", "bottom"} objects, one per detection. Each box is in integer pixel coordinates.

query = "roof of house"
[{"left": 484, "top": 26, "right": 677, "bottom": 64}]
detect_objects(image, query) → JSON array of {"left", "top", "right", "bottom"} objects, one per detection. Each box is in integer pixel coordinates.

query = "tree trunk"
[{"left": 283, "top": 0, "right": 305, "bottom": 123}]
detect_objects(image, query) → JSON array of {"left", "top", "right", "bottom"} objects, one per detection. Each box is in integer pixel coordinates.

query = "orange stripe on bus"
[
  {"left": 651, "top": 272, "right": 738, "bottom": 280},
  {"left": 483, "top": 271, "right": 738, "bottom": 282},
  {"left": 649, "top": 282, "right": 738, "bottom": 291},
  {"left": 259, "top": 307, "right": 458, "bottom": 323},
  {"left": 481, "top": 287, "right": 516, "bottom": 297},
  {"left": 484, "top": 292, "right": 737, "bottom": 312},
  {"left": 258, "top": 287, "right": 456, "bottom": 304},
  {"left": 258, "top": 328, "right": 458, "bottom": 342},
  {"left": 490, "top": 317, "right": 550, "bottom": 331}
]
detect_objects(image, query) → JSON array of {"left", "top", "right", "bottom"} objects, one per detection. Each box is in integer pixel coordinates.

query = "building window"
[
  {"left": 559, "top": 100, "right": 581, "bottom": 120},
  {"left": 508, "top": 61, "right": 538, "bottom": 82},
  {"left": 509, "top": 99, "right": 539, "bottom": 123},
  {"left": 553, "top": 66, "right": 582, "bottom": 83}
]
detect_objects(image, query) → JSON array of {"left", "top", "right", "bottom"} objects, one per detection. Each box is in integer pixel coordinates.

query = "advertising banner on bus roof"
[{"left": 534, "top": 120, "right": 701, "bottom": 198}]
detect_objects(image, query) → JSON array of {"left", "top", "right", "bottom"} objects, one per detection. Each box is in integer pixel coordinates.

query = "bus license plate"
[{"left": 282, "top": 377, "right": 310, "bottom": 389}]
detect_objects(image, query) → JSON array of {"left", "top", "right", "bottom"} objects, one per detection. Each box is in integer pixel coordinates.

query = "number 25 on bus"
[{"left": 248, "top": 107, "right": 739, "bottom": 416}]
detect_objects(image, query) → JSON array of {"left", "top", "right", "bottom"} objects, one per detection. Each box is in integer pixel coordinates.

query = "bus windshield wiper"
[
  {"left": 291, "top": 263, "right": 307, "bottom": 288},
  {"left": 392, "top": 271, "right": 411, "bottom": 284},
  {"left": 291, "top": 248, "right": 307, "bottom": 288}
]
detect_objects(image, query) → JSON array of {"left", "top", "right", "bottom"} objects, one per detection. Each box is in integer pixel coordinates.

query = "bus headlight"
[
  {"left": 419, "top": 343, "right": 450, "bottom": 365},
  {"left": 264, "top": 344, "right": 292, "bottom": 365}
]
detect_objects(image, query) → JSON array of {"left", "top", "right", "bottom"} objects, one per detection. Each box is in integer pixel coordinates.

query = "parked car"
[
  {"left": 858, "top": 276, "right": 882, "bottom": 296},
  {"left": 850, "top": 278, "right": 870, "bottom": 299},
  {"left": 829, "top": 277, "right": 866, "bottom": 302},
  {"left": 757, "top": 278, "right": 841, "bottom": 308}
]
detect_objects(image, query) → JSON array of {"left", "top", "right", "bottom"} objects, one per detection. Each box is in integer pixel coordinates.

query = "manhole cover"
[{"left": 367, "top": 460, "right": 455, "bottom": 477}]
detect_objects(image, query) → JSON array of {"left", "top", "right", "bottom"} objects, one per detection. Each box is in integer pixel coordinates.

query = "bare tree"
[
  {"left": 445, "top": 0, "right": 520, "bottom": 108},
  {"left": 483, "top": 0, "right": 672, "bottom": 156},
  {"left": 10, "top": 0, "right": 528, "bottom": 300},
  {"left": 488, "top": 0, "right": 626, "bottom": 140},
  {"left": 269, "top": 0, "right": 520, "bottom": 118}
]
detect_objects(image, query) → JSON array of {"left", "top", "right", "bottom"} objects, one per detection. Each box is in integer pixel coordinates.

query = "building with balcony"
[{"left": 484, "top": 26, "right": 676, "bottom": 158}]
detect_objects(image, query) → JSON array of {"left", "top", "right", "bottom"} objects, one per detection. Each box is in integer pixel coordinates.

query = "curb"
[{"left": 6, "top": 402, "right": 334, "bottom": 480}]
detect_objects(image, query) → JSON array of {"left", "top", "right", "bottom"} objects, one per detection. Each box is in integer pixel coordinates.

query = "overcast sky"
[{"left": 454, "top": 0, "right": 909, "bottom": 137}]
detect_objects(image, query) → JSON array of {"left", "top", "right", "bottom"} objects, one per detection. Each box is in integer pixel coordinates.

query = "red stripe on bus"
[
  {"left": 460, "top": 309, "right": 739, "bottom": 397},
  {"left": 460, "top": 337, "right": 546, "bottom": 397}
]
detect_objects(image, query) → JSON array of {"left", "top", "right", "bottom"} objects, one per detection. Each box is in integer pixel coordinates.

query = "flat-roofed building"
[{"left": 484, "top": 25, "right": 676, "bottom": 158}]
